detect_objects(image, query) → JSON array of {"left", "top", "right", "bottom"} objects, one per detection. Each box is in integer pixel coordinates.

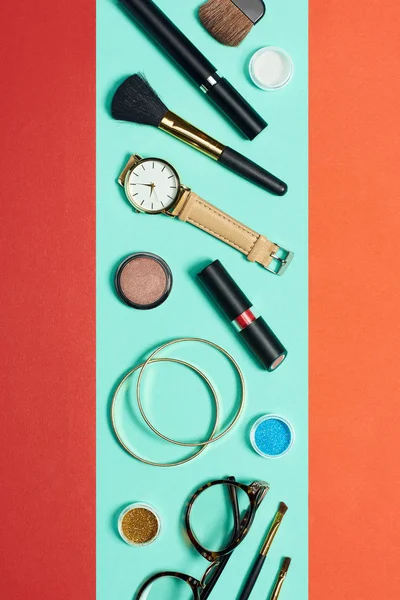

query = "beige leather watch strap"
[{"left": 171, "top": 189, "right": 293, "bottom": 274}]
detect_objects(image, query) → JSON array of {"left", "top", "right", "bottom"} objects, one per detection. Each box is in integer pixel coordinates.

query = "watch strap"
[
  {"left": 118, "top": 154, "right": 141, "bottom": 187},
  {"left": 171, "top": 190, "right": 293, "bottom": 274}
]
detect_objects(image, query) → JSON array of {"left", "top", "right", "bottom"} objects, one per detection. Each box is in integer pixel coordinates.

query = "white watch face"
[{"left": 126, "top": 158, "right": 180, "bottom": 213}]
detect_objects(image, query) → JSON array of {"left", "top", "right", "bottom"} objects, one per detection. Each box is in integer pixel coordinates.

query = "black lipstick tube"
[
  {"left": 198, "top": 260, "right": 287, "bottom": 371},
  {"left": 119, "top": 0, "right": 267, "bottom": 140}
]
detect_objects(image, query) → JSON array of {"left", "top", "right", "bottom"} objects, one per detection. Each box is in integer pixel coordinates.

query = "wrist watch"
[{"left": 118, "top": 154, "right": 293, "bottom": 275}]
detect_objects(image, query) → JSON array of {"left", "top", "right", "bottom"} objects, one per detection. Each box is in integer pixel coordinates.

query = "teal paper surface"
[{"left": 97, "top": 0, "right": 308, "bottom": 598}]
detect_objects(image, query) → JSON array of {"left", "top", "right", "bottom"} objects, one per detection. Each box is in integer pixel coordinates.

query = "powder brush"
[
  {"left": 111, "top": 74, "right": 287, "bottom": 197},
  {"left": 238, "top": 502, "right": 288, "bottom": 600},
  {"left": 199, "top": 0, "right": 266, "bottom": 47}
]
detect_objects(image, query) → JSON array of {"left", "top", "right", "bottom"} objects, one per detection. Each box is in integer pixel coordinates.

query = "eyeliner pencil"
[{"left": 238, "top": 502, "right": 288, "bottom": 600}]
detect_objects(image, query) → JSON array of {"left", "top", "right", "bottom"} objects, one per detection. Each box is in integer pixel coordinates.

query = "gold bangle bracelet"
[
  {"left": 111, "top": 357, "right": 220, "bottom": 468},
  {"left": 136, "top": 337, "right": 245, "bottom": 447}
]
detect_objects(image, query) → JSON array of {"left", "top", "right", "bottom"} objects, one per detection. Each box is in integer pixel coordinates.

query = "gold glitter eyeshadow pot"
[
  {"left": 118, "top": 503, "right": 161, "bottom": 546},
  {"left": 115, "top": 252, "right": 172, "bottom": 310}
]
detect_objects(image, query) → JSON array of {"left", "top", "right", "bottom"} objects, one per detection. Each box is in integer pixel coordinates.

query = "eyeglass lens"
[
  {"left": 137, "top": 575, "right": 195, "bottom": 600},
  {"left": 189, "top": 482, "right": 250, "bottom": 553}
]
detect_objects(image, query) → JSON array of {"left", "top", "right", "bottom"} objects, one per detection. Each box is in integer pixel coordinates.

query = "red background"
[
  {"left": 1, "top": 0, "right": 399, "bottom": 598},
  {"left": 0, "top": 1, "right": 96, "bottom": 598}
]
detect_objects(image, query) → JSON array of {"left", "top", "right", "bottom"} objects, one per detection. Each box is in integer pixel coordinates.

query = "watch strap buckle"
[
  {"left": 247, "top": 236, "right": 293, "bottom": 275},
  {"left": 267, "top": 246, "right": 294, "bottom": 275}
]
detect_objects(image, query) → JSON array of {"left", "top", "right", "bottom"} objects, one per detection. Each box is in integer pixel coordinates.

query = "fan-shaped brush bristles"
[
  {"left": 111, "top": 74, "right": 168, "bottom": 127},
  {"left": 199, "top": 0, "right": 253, "bottom": 47}
]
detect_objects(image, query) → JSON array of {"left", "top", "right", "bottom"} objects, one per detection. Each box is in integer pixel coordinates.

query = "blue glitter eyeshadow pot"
[{"left": 250, "top": 415, "right": 295, "bottom": 458}]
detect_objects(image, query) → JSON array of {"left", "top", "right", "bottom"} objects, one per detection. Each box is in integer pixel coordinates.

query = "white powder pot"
[{"left": 249, "top": 46, "right": 293, "bottom": 91}]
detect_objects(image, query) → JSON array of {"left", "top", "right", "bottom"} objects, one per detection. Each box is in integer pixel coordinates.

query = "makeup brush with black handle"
[
  {"left": 118, "top": 0, "right": 267, "bottom": 140},
  {"left": 111, "top": 74, "right": 287, "bottom": 197},
  {"left": 238, "top": 502, "right": 288, "bottom": 600}
]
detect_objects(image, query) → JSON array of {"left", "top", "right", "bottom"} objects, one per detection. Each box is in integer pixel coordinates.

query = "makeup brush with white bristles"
[
  {"left": 111, "top": 74, "right": 287, "bottom": 196},
  {"left": 198, "top": 0, "right": 266, "bottom": 47}
]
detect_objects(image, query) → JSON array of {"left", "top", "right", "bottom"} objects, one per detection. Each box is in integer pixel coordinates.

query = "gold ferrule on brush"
[
  {"left": 160, "top": 111, "right": 224, "bottom": 160},
  {"left": 270, "top": 580, "right": 285, "bottom": 600},
  {"left": 269, "top": 558, "right": 291, "bottom": 600},
  {"left": 260, "top": 511, "right": 285, "bottom": 557},
  {"left": 269, "top": 574, "right": 286, "bottom": 600}
]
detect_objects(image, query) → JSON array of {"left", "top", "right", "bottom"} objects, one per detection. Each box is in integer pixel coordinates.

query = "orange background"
[{"left": 310, "top": 1, "right": 400, "bottom": 597}]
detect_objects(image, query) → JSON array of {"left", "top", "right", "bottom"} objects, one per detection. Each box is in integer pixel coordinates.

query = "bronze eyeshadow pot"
[{"left": 115, "top": 252, "right": 173, "bottom": 310}]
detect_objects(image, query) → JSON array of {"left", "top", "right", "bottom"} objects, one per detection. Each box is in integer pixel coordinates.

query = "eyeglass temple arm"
[
  {"left": 200, "top": 509, "right": 254, "bottom": 600},
  {"left": 200, "top": 553, "right": 230, "bottom": 600},
  {"left": 200, "top": 477, "right": 242, "bottom": 600},
  {"left": 227, "top": 476, "right": 241, "bottom": 539}
]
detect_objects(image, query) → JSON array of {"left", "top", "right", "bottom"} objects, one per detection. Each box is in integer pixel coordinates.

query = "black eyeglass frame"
[{"left": 135, "top": 477, "right": 269, "bottom": 600}]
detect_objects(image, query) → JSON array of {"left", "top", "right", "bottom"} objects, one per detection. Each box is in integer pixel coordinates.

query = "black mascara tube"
[
  {"left": 119, "top": 0, "right": 267, "bottom": 140},
  {"left": 198, "top": 260, "right": 287, "bottom": 371}
]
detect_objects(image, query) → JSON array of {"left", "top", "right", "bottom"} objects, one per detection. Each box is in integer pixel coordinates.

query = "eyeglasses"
[{"left": 135, "top": 477, "right": 270, "bottom": 600}]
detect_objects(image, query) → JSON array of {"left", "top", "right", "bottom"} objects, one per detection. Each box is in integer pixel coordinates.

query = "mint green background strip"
[{"left": 97, "top": 0, "right": 308, "bottom": 598}]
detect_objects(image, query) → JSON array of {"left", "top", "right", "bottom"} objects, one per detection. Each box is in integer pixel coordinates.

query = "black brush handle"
[
  {"left": 119, "top": 0, "right": 267, "bottom": 140},
  {"left": 207, "top": 79, "right": 267, "bottom": 141},
  {"left": 120, "top": 0, "right": 216, "bottom": 85},
  {"left": 219, "top": 147, "right": 287, "bottom": 196},
  {"left": 238, "top": 554, "right": 266, "bottom": 600}
]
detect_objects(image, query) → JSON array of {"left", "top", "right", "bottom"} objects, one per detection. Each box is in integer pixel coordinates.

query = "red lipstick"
[{"left": 198, "top": 260, "right": 287, "bottom": 371}]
